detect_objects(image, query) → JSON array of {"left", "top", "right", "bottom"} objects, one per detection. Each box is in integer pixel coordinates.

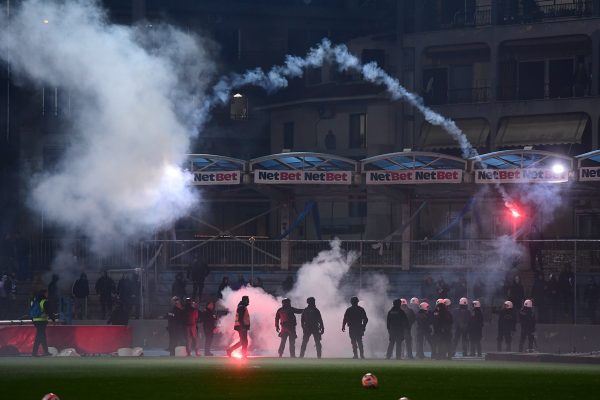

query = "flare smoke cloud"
[
  {"left": 221, "top": 240, "right": 392, "bottom": 357},
  {"left": 0, "top": 0, "right": 215, "bottom": 252}
]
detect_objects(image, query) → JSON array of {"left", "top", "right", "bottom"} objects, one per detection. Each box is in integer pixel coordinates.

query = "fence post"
[{"left": 573, "top": 241, "right": 577, "bottom": 325}]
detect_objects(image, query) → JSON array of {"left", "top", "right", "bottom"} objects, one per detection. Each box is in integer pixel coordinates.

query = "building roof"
[
  {"left": 186, "top": 154, "right": 247, "bottom": 172},
  {"left": 250, "top": 152, "right": 358, "bottom": 171},
  {"left": 361, "top": 151, "right": 466, "bottom": 171}
]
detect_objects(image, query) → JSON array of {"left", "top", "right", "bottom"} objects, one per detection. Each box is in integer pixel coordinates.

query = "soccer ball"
[
  {"left": 399, "top": 397, "right": 411, "bottom": 400},
  {"left": 42, "top": 394, "right": 60, "bottom": 400},
  {"left": 361, "top": 373, "right": 378, "bottom": 388}
]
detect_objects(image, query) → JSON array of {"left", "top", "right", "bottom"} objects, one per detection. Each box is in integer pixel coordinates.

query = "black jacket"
[
  {"left": 432, "top": 304, "right": 453, "bottom": 336},
  {"left": 302, "top": 305, "right": 324, "bottom": 333},
  {"left": 72, "top": 278, "right": 89, "bottom": 299},
  {"left": 468, "top": 308, "right": 484, "bottom": 340},
  {"left": 387, "top": 306, "right": 409, "bottom": 335},
  {"left": 519, "top": 308, "right": 536, "bottom": 334},
  {"left": 275, "top": 305, "right": 303, "bottom": 334},
  {"left": 343, "top": 305, "right": 368, "bottom": 332},
  {"left": 495, "top": 308, "right": 516, "bottom": 334},
  {"left": 416, "top": 309, "right": 432, "bottom": 334},
  {"left": 454, "top": 306, "right": 471, "bottom": 331}
]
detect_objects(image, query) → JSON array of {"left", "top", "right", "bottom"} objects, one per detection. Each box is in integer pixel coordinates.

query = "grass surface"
[{"left": 0, "top": 357, "right": 599, "bottom": 399}]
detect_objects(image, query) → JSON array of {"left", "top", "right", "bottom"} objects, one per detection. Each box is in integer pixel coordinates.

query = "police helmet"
[
  {"left": 350, "top": 296, "right": 359, "bottom": 305},
  {"left": 459, "top": 297, "right": 468, "bottom": 306},
  {"left": 524, "top": 299, "right": 533, "bottom": 308}
]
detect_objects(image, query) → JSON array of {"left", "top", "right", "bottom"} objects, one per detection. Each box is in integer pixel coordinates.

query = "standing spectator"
[
  {"left": 546, "top": 274, "right": 560, "bottom": 323},
  {"left": 415, "top": 302, "right": 433, "bottom": 359},
  {"left": 31, "top": 289, "right": 53, "bottom": 356},
  {"left": 494, "top": 300, "right": 516, "bottom": 352},
  {"left": 436, "top": 278, "right": 449, "bottom": 299},
  {"left": 400, "top": 299, "right": 415, "bottom": 359},
  {"left": 187, "top": 256, "right": 210, "bottom": 301},
  {"left": 183, "top": 298, "right": 200, "bottom": 356},
  {"left": 71, "top": 273, "right": 89, "bottom": 320},
  {"left": 275, "top": 298, "right": 303, "bottom": 358},
  {"left": 117, "top": 273, "right": 133, "bottom": 315},
  {"left": 342, "top": 296, "right": 368, "bottom": 359},
  {"left": 252, "top": 277, "right": 264, "bottom": 290},
  {"left": 171, "top": 272, "right": 187, "bottom": 301},
  {"left": 226, "top": 295, "right": 250, "bottom": 358},
  {"left": 233, "top": 274, "right": 247, "bottom": 290},
  {"left": 583, "top": 277, "right": 599, "bottom": 324},
  {"left": 528, "top": 224, "right": 543, "bottom": 272},
  {"left": 559, "top": 264, "right": 575, "bottom": 322},
  {"left": 452, "top": 297, "right": 470, "bottom": 357},
  {"left": 167, "top": 296, "right": 185, "bottom": 356},
  {"left": 386, "top": 299, "right": 409, "bottom": 360},
  {"left": 468, "top": 300, "right": 484, "bottom": 357},
  {"left": 453, "top": 277, "right": 468, "bottom": 302},
  {"left": 217, "top": 276, "right": 230, "bottom": 299},
  {"left": 7, "top": 273, "right": 17, "bottom": 319},
  {"left": 519, "top": 299, "right": 536, "bottom": 352},
  {"left": 95, "top": 271, "right": 116, "bottom": 318},
  {"left": 201, "top": 301, "right": 218, "bottom": 356}
]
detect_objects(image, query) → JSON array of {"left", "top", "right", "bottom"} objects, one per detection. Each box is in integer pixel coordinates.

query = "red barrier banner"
[{"left": 0, "top": 325, "right": 132, "bottom": 354}]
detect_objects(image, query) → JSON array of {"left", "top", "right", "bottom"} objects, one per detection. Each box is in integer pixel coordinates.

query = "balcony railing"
[
  {"left": 499, "top": 1, "right": 594, "bottom": 25},
  {"left": 425, "top": 87, "right": 491, "bottom": 105},
  {"left": 497, "top": 82, "right": 593, "bottom": 101}
]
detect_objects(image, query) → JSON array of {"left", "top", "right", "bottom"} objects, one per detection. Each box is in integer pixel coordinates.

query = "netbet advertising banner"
[
  {"left": 579, "top": 167, "right": 600, "bottom": 181},
  {"left": 365, "top": 169, "right": 462, "bottom": 185},
  {"left": 254, "top": 170, "right": 352, "bottom": 185},
  {"left": 192, "top": 171, "right": 241, "bottom": 185},
  {"left": 475, "top": 168, "right": 568, "bottom": 184}
]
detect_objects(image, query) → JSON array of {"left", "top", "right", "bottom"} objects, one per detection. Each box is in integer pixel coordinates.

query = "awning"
[
  {"left": 421, "top": 118, "right": 489, "bottom": 150},
  {"left": 496, "top": 113, "right": 588, "bottom": 147}
]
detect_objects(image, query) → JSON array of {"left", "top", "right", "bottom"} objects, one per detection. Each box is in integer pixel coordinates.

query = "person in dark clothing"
[
  {"left": 166, "top": 296, "right": 185, "bottom": 356},
  {"left": 107, "top": 300, "right": 129, "bottom": 325},
  {"left": 528, "top": 224, "right": 543, "bottom": 272},
  {"left": 201, "top": 301, "right": 218, "bottom": 356},
  {"left": 400, "top": 298, "right": 415, "bottom": 359},
  {"left": 72, "top": 273, "right": 89, "bottom": 320},
  {"left": 519, "top": 299, "right": 536, "bottom": 352},
  {"left": 452, "top": 297, "right": 471, "bottom": 357},
  {"left": 299, "top": 297, "right": 324, "bottom": 358},
  {"left": 432, "top": 299, "right": 453, "bottom": 359},
  {"left": 187, "top": 257, "right": 210, "bottom": 301},
  {"left": 31, "top": 290, "right": 54, "bottom": 356},
  {"left": 546, "top": 274, "right": 560, "bottom": 323},
  {"left": 227, "top": 295, "right": 250, "bottom": 358},
  {"left": 421, "top": 275, "right": 435, "bottom": 302},
  {"left": 415, "top": 302, "right": 433, "bottom": 359},
  {"left": 342, "top": 296, "right": 368, "bottom": 359},
  {"left": 117, "top": 273, "right": 133, "bottom": 316},
  {"left": 558, "top": 264, "right": 575, "bottom": 321},
  {"left": 171, "top": 272, "right": 187, "bottom": 301},
  {"left": 583, "top": 277, "right": 599, "bottom": 324},
  {"left": 436, "top": 278, "right": 449, "bottom": 299},
  {"left": 281, "top": 275, "right": 294, "bottom": 293},
  {"left": 473, "top": 278, "right": 486, "bottom": 302},
  {"left": 217, "top": 276, "right": 230, "bottom": 299},
  {"left": 468, "top": 300, "right": 484, "bottom": 357},
  {"left": 95, "top": 271, "right": 116, "bottom": 318},
  {"left": 494, "top": 300, "right": 516, "bottom": 352},
  {"left": 275, "top": 298, "right": 304, "bottom": 357},
  {"left": 386, "top": 299, "right": 409, "bottom": 360},
  {"left": 183, "top": 298, "right": 200, "bottom": 356}
]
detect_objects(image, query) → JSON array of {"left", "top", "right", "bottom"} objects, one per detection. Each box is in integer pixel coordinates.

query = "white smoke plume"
[
  {"left": 0, "top": 0, "right": 216, "bottom": 253},
  {"left": 220, "top": 239, "right": 392, "bottom": 358}
]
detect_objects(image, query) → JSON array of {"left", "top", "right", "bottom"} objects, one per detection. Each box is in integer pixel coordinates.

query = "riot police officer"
[
  {"left": 495, "top": 300, "right": 516, "bottom": 352},
  {"left": 519, "top": 299, "right": 536, "bottom": 352},
  {"left": 342, "top": 296, "right": 368, "bottom": 359},
  {"left": 415, "top": 302, "right": 432, "bottom": 359},
  {"left": 468, "top": 300, "right": 484, "bottom": 357},
  {"left": 453, "top": 297, "right": 470, "bottom": 357},
  {"left": 386, "top": 299, "right": 409, "bottom": 359},
  {"left": 299, "top": 297, "right": 324, "bottom": 358}
]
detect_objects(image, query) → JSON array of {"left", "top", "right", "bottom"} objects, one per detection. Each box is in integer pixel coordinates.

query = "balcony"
[
  {"left": 498, "top": 0, "right": 594, "bottom": 25},
  {"left": 426, "top": 86, "right": 491, "bottom": 105}
]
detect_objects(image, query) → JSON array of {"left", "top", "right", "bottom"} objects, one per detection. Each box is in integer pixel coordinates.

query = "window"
[
  {"left": 283, "top": 122, "right": 294, "bottom": 149},
  {"left": 349, "top": 113, "right": 367, "bottom": 149}
]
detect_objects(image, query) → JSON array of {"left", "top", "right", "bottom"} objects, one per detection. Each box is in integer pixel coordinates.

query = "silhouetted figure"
[
  {"left": 227, "top": 296, "right": 250, "bottom": 358},
  {"left": 531, "top": 273, "right": 547, "bottom": 322},
  {"left": 117, "top": 273, "right": 133, "bottom": 315},
  {"left": 415, "top": 302, "right": 433, "bottom": 359},
  {"left": 342, "top": 296, "right": 368, "bottom": 359},
  {"left": 386, "top": 299, "right": 409, "bottom": 359},
  {"left": 275, "top": 298, "right": 303, "bottom": 357},
  {"left": 281, "top": 275, "right": 294, "bottom": 293},
  {"left": 494, "top": 301, "right": 516, "bottom": 352},
  {"left": 508, "top": 275, "right": 525, "bottom": 320},
  {"left": 558, "top": 264, "right": 575, "bottom": 322},
  {"left": 573, "top": 59, "right": 590, "bottom": 96},
  {"left": 72, "top": 273, "right": 89, "bottom": 319},
  {"left": 167, "top": 296, "right": 184, "bottom": 356},
  {"left": 183, "top": 298, "right": 200, "bottom": 356},
  {"left": 47, "top": 274, "right": 60, "bottom": 309},
  {"left": 187, "top": 256, "right": 210, "bottom": 301},
  {"left": 171, "top": 272, "right": 187, "bottom": 301},
  {"left": 519, "top": 300, "right": 536, "bottom": 352},
  {"left": 324, "top": 130, "right": 336, "bottom": 150},
  {"left": 31, "top": 289, "right": 53, "bottom": 356},
  {"left": 201, "top": 302, "right": 218, "bottom": 356},
  {"left": 452, "top": 297, "right": 470, "bottom": 357},
  {"left": 217, "top": 276, "right": 230, "bottom": 299},
  {"left": 400, "top": 299, "right": 415, "bottom": 359},
  {"left": 468, "top": 300, "right": 484, "bottom": 357},
  {"left": 95, "top": 271, "right": 116, "bottom": 318},
  {"left": 432, "top": 300, "right": 453, "bottom": 359},
  {"left": 300, "top": 297, "right": 324, "bottom": 358}
]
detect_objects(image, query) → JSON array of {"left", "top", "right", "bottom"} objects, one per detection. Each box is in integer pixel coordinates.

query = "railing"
[
  {"left": 21, "top": 238, "right": 600, "bottom": 272},
  {"left": 421, "top": 5, "right": 492, "bottom": 31},
  {"left": 499, "top": 1, "right": 594, "bottom": 24},
  {"left": 497, "top": 82, "right": 593, "bottom": 101}
]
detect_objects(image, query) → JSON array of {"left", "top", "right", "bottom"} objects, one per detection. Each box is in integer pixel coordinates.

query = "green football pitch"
[{"left": 1, "top": 357, "right": 599, "bottom": 400}]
